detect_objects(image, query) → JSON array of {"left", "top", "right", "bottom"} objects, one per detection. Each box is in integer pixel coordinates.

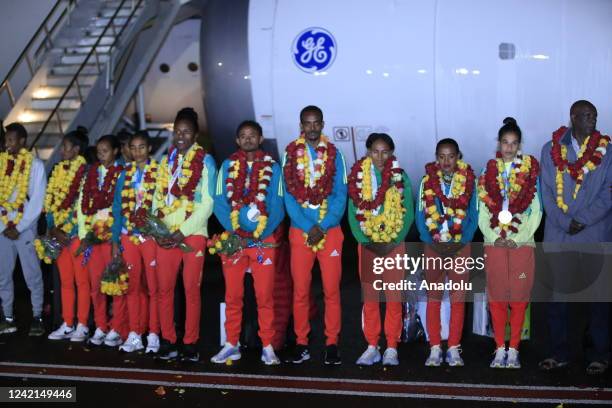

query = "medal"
[
  {"left": 247, "top": 204, "right": 260, "bottom": 222},
  {"left": 498, "top": 210, "right": 513, "bottom": 224}
]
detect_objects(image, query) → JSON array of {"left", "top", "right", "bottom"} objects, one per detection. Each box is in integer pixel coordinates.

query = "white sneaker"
[
  {"left": 490, "top": 347, "right": 507, "bottom": 368},
  {"left": 88, "top": 328, "right": 107, "bottom": 346},
  {"left": 104, "top": 329, "right": 123, "bottom": 347},
  {"left": 70, "top": 323, "right": 89, "bottom": 343},
  {"left": 382, "top": 347, "right": 399, "bottom": 366},
  {"left": 356, "top": 345, "right": 381, "bottom": 366},
  {"left": 446, "top": 346, "right": 464, "bottom": 367},
  {"left": 211, "top": 342, "right": 241, "bottom": 364},
  {"left": 48, "top": 322, "right": 74, "bottom": 340},
  {"left": 261, "top": 345, "right": 280, "bottom": 365},
  {"left": 145, "top": 333, "right": 160, "bottom": 354},
  {"left": 119, "top": 331, "right": 144, "bottom": 353},
  {"left": 506, "top": 348, "right": 521, "bottom": 369},
  {"left": 425, "top": 345, "right": 443, "bottom": 367}
]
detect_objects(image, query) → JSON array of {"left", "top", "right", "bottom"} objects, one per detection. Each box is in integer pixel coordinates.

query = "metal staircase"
[{"left": 1, "top": 0, "right": 184, "bottom": 166}]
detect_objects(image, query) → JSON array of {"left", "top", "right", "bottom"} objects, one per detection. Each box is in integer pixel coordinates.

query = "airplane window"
[
  {"left": 499, "top": 43, "right": 516, "bottom": 60},
  {"left": 188, "top": 62, "right": 199, "bottom": 72},
  {"left": 159, "top": 63, "right": 170, "bottom": 73}
]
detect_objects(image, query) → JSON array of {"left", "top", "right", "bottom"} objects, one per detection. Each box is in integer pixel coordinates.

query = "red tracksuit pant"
[
  {"left": 485, "top": 245, "right": 534, "bottom": 349},
  {"left": 113, "top": 236, "right": 158, "bottom": 336},
  {"left": 222, "top": 236, "right": 276, "bottom": 346},
  {"left": 156, "top": 235, "right": 206, "bottom": 345},
  {"left": 56, "top": 238, "right": 90, "bottom": 326},
  {"left": 88, "top": 242, "right": 123, "bottom": 332},
  {"left": 425, "top": 245, "right": 471, "bottom": 347},
  {"left": 358, "top": 244, "right": 403, "bottom": 348},
  {"left": 289, "top": 226, "right": 343, "bottom": 346}
]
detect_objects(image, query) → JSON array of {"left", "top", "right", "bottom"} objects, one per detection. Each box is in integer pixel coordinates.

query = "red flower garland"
[
  {"left": 121, "top": 163, "right": 157, "bottom": 225},
  {"left": 226, "top": 150, "right": 273, "bottom": 238},
  {"left": 551, "top": 126, "right": 609, "bottom": 179},
  {"left": 423, "top": 161, "right": 475, "bottom": 239},
  {"left": 59, "top": 162, "right": 87, "bottom": 210},
  {"left": 81, "top": 163, "right": 123, "bottom": 215},
  {"left": 283, "top": 138, "right": 337, "bottom": 205},
  {"left": 478, "top": 153, "right": 539, "bottom": 238},
  {"left": 348, "top": 155, "right": 403, "bottom": 219},
  {"left": 159, "top": 146, "right": 206, "bottom": 218}
]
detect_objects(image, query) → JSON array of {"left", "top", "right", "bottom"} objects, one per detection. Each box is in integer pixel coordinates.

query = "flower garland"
[
  {"left": 226, "top": 150, "right": 273, "bottom": 239},
  {"left": 121, "top": 160, "right": 158, "bottom": 244},
  {"left": 283, "top": 135, "right": 336, "bottom": 206},
  {"left": 478, "top": 152, "right": 539, "bottom": 238},
  {"left": 0, "top": 148, "right": 33, "bottom": 228},
  {"left": 348, "top": 156, "right": 405, "bottom": 242},
  {"left": 44, "top": 156, "right": 87, "bottom": 234},
  {"left": 422, "top": 160, "right": 475, "bottom": 242},
  {"left": 155, "top": 144, "right": 206, "bottom": 231},
  {"left": 81, "top": 162, "right": 123, "bottom": 240},
  {"left": 550, "top": 126, "right": 609, "bottom": 212},
  {"left": 284, "top": 135, "right": 336, "bottom": 251}
]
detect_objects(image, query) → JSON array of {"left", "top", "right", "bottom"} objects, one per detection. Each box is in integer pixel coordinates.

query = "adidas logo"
[
  {"left": 263, "top": 258, "right": 273, "bottom": 265},
  {"left": 196, "top": 250, "right": 204, "bottom": 257},
  {"left": 330, "top": 249, "right": 340, "bottom": 257},
  {"left": 518, "top": 272, "right": 526, "bottom": 279}
]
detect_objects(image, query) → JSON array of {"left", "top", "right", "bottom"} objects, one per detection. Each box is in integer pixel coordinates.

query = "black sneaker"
[
  {"left": 0, "top": 318, "right": 17, "bottom": 334},
  {"left": 324, "top": 344, "right": 341, "bottom": 365},
  {"left": 28, "top": 317, "right": 44, "bottom": 337},
  {"left": 158, "top": 340, "right": 179, "bottom": 360},
  {"left": 291, "top": 344, "right": 310, "bottom": 364},
  {"left": 181, "top": 343, "right": 200, "bottom": 362}
]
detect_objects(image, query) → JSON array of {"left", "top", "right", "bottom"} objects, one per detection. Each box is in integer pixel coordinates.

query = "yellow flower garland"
[
  {"left": 357, "top": 157, "right": 405, "bottom": 242},
  {"left": 0, "top": 148, "right": 33, "bottom": 228},
  {"left": 44, "top": 156, "right": 87, "bottom": 234},
  {"left": 423, "top": 160, "right": 470, "bottom": 242},
  {"left": 228, "top": 158, "right": 270, "bottom": 239},
  {"left": 121, "top": 160, "right": 158, "bottom": 244},
  {"left": 155, "top": 145, "right": 203, "bottom": 231}
]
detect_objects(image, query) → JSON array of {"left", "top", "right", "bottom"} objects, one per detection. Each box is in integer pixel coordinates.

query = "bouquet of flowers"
[
  {"left": 100, "top": 257, "right": 130, "bottom": 296},
  {"left": 34, "top": 235, "right": 64, "bottom": 264},
  {"left": 207, "top": 231, "right": 243, "bottom": 256},
  {"left": 208, "top": 231, "right": 279, "bottom": 264},
  {"left": 133, "top": 211, "right": 193, "bottom": 252}
]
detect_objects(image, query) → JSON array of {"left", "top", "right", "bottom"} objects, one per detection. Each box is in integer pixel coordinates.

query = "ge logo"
[{"left": 292, "top": 27, "right": 337, "bottom": 73}]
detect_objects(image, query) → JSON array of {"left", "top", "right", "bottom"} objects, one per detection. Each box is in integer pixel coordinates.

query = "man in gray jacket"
[
  {"left": 0, "top": 123, "right": 47, "bottom": 336},
  {"left": 539, "top": 100, "right": 611, "bottom": 375}
]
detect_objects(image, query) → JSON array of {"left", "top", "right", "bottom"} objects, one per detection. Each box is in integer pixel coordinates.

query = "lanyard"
[
  {"left": 370, "top": 163, "right": 380, "bottom": 214},
  {"left": 439, "top": 176, "right": 455, "bottom": 233},
  {"left": 500, "top": 162, "right": 515, "bottom": 211},
  {"left": 306, "top": 145, "right": 316, "bottom": 187}
]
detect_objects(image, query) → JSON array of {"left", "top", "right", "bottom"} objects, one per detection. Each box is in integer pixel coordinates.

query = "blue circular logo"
[{"left": 292, "top": 27, "right": 337, "bottom": 73}]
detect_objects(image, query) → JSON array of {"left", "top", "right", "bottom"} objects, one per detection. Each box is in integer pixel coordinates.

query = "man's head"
[
  {"left": 570, "top": 100, "right": 597, "bottom": 137},
  {"left": 236, "top": 120, "right": 263, "bottom": 153},
  {"left": 300, "top": 105, "right": 324, "bottom": 143},
  {"left": 4, "top": 123, "right": 27, "bottom": 155},
  {"left": 117, "top": 129, "right": 133, "bottom": 161}
]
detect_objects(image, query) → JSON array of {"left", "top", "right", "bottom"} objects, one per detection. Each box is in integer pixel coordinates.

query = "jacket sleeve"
[
  {"left": 179, "top": 153, "right": 216, "bottom": 237},
  {"left": 512, "top": 178, "right": 543, "bottom": 244},
  {"left": 540, "top": 144, "right": 573, "bottom": 233},
  {"left": 572, "top": 156, "right": 612, "bottom": 227},
  {"left": 282, "top": 152, "right": 315, "bottom": 233},
  {"left": 460, "top": 180, "right": 479, "bottom": 243},
  {"left": 319, "top": 150, "right": 348, "bottom": 231},
  {"left": 348, "top": 199, "right": 369, "bottom": 244},
  {"left": 76, "top": 189, "right": 87, "bottom": 240},
  {"left": 415, "top": 177, "right": 433, "bottom": 243},
  {"left": 259, "top": 162, "right": 285, "bottom": 237},
  {"left": 397, "top": 172, "right": 414, "bottom": 241},
  {"left": 111, "top": 170, "right": 126, "bottom": 244},
  {"left": 212, "top": 160, "right": 233, "bottom": 232},
  {"left": 16, "top": 159, "right": 47, "bottom": 233}
]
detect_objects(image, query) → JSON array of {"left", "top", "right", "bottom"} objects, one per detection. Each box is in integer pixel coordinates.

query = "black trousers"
[{"left": 546, "top": 252, "right": 610, "bottom": 363}]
